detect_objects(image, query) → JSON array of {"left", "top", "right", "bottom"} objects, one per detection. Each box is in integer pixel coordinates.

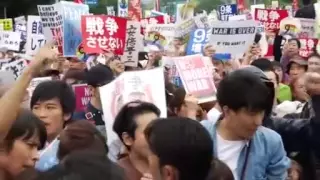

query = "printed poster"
[
  {"left": 140, "top": 16, "right": 165, "bottom": 35},
  {"left": 26, "top": 16, "right": 46, "bottom": 56},
  {"left": 81, "top": 15, "right": 127, "bottom": 55},
  {"left": 209, "top": 20, "right": 258, "bottom": 56},
  {"left": 73, "top": 84, "right": 91, "bottom": 112},
  {"left": 186, "top": 28, "right": 211, "bottom": 55},
  {"left": 174, "top": 54, "right": 216, "bottom": 103},
  {"left": 299, "top": 38, "right": 318, "bottom": 57},
  {"left": 297, "top": 18, "right": 316, "bottom": 38},
  {"left": 0, "top": 19, "right": 13, "bottom": 31},
  {"left": 254, "top": 9, "right": 289, "bottom": 32},
  {"left": 121, "top": 21, "right": 143, "bottom": 67},
  {"left": 61, "top": 1, "right": 89, "bottom": 57},
  {"left": 144, "top": 24, "right": 175, "bottom": 50},
  {"left": 100, "top": 68, "right": 167, "bottom": 161},
  {"left": 218, "top": 4, "right": 237, "bottom": 21}
]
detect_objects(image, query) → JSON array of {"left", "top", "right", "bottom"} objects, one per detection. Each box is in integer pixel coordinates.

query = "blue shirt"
[{"left": 201, "top": 120, "right": 290, "bottom": 180}]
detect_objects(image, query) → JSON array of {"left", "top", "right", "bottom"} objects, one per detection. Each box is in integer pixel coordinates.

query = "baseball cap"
[
  {"left": 86, "top": 64, "right": 114, "bottom": 87},
  {"left": 286, "top": 57, "right": 308, "bottom": 73}
]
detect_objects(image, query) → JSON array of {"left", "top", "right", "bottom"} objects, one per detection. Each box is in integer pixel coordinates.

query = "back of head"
[
  {"left": 206, "top": 158, "right": 234, "bottom": 180},
  {"left": 217, "top": 69, "right": 270, "bottom": 113},
  {"left": 144, "top": 117, "right": 213, "bottom": 180},
  {"left": 250, "top": 58, "right": 274, "bottom": 72},
  {"left": 33, "top": 151, "right": 124, "bottom": 180},
  {"left": 58, "top": 121, "right": 108, "bottom": 160}
]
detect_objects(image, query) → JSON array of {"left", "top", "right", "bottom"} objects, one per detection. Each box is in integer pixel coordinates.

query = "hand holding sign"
[{"left": 28, "top": 41, "right": 59, "bottom": 75}]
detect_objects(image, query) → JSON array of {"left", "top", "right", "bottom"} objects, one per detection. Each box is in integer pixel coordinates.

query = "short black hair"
[
  {"left": 30, "top": 80, "right": 76, "bottom": 117},
  {"left": 206, "top": 158, "right": 234, "bottom": 180},
  {"left": 144, "top": 117, "right": 213, "bottom": 180},
  {"left": 250, "top": 58, "right": 274, "bottom": 72},
  {"left": 288, "top": 38, "right": 301, "bottom": 49},
  {"left": 3, "top": 109, "right": 47, "bottom": 151},
  {"left": 217, "top": 70, "right": 270, "bottom": 112},
  {"left": 113, "top": 101, "right": 160, "bottom": 150},
  {"left": 33, "top": 151, "right": 125, "bottom": 180},
  {"left": 86, "top": 64, "right": 114, "bottom": 87}
]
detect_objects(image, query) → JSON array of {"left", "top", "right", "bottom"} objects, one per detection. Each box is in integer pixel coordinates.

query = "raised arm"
[{"left": 0, "top": 42, "right": 57, "bottom": 141}]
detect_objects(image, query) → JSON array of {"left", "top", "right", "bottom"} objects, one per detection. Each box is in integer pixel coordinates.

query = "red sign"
[
  {"left": 128, "top": 0, "right": 142, "bottom": 21},
  {"left": 175, "top": 55, "right": 216, "bottom": 99},
  {"left": 254, "top": 9, "right": 289, "bottom": 32},
  {"left": 140, "top": 16, "right": 165, "bottom": 34},
  {"left": 73, "top": 84, "right": 91, "bottom": 112},
  {"left": 299, "top": 38, "right": 318, "bottom": 58},
  {"left": 81, "top": 15, "right": 127, "bottom": 55}
]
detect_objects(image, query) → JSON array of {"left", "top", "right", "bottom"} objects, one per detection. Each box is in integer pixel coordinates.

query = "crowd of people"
[{"left": 0, "top": 1, "right": 319, "bottom": 180}]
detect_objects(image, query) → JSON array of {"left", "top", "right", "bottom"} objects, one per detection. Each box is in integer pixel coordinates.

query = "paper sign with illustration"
[
  {"left": 1, "top": 59, "right": 28, "bottom": 79},
  {"left": 140, "top": 16, "right": 165, "bottom": 35},
  {"left": 121, "top": 21, "right": 143, "bottom": 67},
  {"left": 161, "top": 56, "right": 183, "bottom": 87},
  {"left": 73, "top": 84, "right": 91, "bottom": 112},
  {"left": 297, "top": 18, "right": 316, "bottom": 38},
  {"left": 100, "top": 68, "right": 167, "bottom": 159},
  {"left": 28, "top": 77, "right": 52, "bottom": 97},
  {"left": 209, "top": 20, "right": 258, "bottom": 56},
  {"left": 26, "top": 16, "right": 46, "bottom": 56},
  {"left": 61, "top": 1, "right": 89, "bottom": 57},
  {"left": 144, "top": 24, "right": 175, "bottom": 51},
  {"left": 279, "top": 17, "right": 301, "bottom": 37},
  {"left": 81, "top": 15, "right": 127, "bottom": 54},
  {"left": 174, "top": 54, "right": 216, "bottom": 103}
]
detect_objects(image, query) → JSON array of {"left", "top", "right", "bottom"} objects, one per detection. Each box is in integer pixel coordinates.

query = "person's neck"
[
  {"left": 0, "top": 169, "right": 10, "bottom": 180},
  {"left": 217, "top": 119, "right": 243, "bottom": 141},
  {"left": 129, "top": 152, "right": 149, "bottom": 174},
  {"left": 90, "top": 98, "right": 102, "bottom": 110}
]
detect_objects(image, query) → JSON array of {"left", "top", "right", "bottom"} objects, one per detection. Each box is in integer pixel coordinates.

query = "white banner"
[
  {"left": 26, "top": 16, "right": 46, "bottom": 55},
  {"left": 0, "top": 31, "right": 22, "bottom": 51}
]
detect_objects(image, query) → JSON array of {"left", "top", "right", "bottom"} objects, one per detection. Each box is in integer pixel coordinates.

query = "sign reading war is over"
[{"left": 209, "top": 20, "right": 258, "bottom": 56}]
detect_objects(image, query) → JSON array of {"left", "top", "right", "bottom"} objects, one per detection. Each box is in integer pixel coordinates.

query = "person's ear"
[
  {"left": 161, "top": 165, "right": 178, "bottom": 180},
  {"left": 122, "top": 132, "right": 134, "bottom": 147},
  {"left": 63, "top": 113, "right": 71, "bottom": 121}
]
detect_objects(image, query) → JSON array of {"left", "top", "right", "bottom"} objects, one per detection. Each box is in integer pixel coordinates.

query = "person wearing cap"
[{"left": 287, "top": 56, "right": 308, "bottom": 82}]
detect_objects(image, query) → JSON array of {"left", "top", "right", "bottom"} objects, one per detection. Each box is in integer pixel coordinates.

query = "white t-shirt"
[{"left": 216, "top": 133, "right": 246, "bottom": 180}]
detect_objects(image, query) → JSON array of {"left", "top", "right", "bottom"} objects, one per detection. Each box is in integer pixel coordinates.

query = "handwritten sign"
[
  {"left": 81, "top": 15, "right": 127, "bottom": 54},
  {"left": 0, "top": 31, "right": 22, "bottom": 51},
  {"left": 1, "top": 59, "right": 28, "bottom": 79},
  {"left": 26, "top": 16, "right": 46, "bottom": 56}
]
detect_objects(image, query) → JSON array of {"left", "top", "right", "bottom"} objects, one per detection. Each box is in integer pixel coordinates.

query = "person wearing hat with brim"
[{"left": 287, "top": 56, "right": 308, "bottom": 82}]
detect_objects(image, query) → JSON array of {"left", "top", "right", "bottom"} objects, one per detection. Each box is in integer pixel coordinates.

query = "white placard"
[
  {"left": 0, "top": 31, "right": 22, "bottom": 51},
  {"left": 26, "top": 16, "right": 46, "bottom": 55}
]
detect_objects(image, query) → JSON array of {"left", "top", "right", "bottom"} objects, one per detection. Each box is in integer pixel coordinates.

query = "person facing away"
[
  {"left": 201, "top": 68, "right": 290, "bottom": 180},
  {"left": 144, "top": 117, "right": 213, "bottom": 180}
]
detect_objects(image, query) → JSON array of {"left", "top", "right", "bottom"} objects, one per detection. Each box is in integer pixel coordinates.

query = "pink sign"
[
  {"left": 73, "top": 84, "right": 92, "bottom": 112},
  {"left": 175, "top": 55, "right": 216, "bottom": 103}
]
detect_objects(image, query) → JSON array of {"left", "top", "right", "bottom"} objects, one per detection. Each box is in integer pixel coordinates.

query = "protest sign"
[
  {"left": 0, "top": 58, "right": 13, "bottom": 70},
  {"left": 144, "top": 24, "right": 175, "bottom": 50},
  {"left": 297, "top": 18, "right": 316, "bottom": 38},
  {"left": 0, "top": 31, "right": 22, "bottom": 51},
  {"left": 218, "top": 4, "right": 237, "bottom": 21},
  {"left": 174, "top": 55, "right": 216, "bottom": 103},
  {"left": 279, "top": 17, "right": 301, "bottom": 37},
  {"left": 0, "top": 19, "right": 13, "bottom": 31},
  {"left": 194, "top": 14, "right": 211, "bottom": 29},
  {"left": 121, "top": 21, "right": 142, "bottom": 67},
  {"left": 100, "top": 68, "right": 167, "bottom": 158},
  {"left": 250, "top": 4, "right": 265, "bottom": 20},
  {"left": 162, "top": 56, "right": 183, "bottom": 87},
  {"left": 73, "top": 84, "right": 91, "bottom": 112},
  {"left": 209, "top": 20, "right": 257, "bottom": 56},
  {"left": 299, "top": 38, "right": 318, "bottom": 57},
  {"left": 254, "top": 9, "right": 288, "bottom": 32},
  {"left": 118, "top": 0, "right": 128, "bottom": 17},
  {"left": 1, "top": 59, "right": 28, "bottom": 79},
  {"left": 107, "top": 6, "right": 116, "bottom": 16},
  {"left": 38, "top": 4, "right": 63, "bottom": 53},
  {"left": 229, "top": 14, "right": 247, "bottom": 21},
  {"left": 0, "top": 71, "right": 15, "bottom": 86},
  {"left": 186, "top": 28, "right": 210, "bottom": 55},
  {"left": 175, "top": 18, "right": 197, "bottom": 38},
  {"left": 28, "top": 77, "right": 52, "bottom": 97},
  {"left": 61, "top": 1, "right": 89, "bottom": 57},
  {"left": 128, "top": 0, "right": 142, "bottom": 21},
  {"left": 26, "top": 16, "right": 46, "bottom": 56},
  {"left": 140, "top": 16, "right": 165, "bottom": 35},
  {"left": 81, "top": 15, "right": 127, "bottom": 55},
  {"left": 35, "top": 138, "right": 59, "bottom": 171},
  {"left": 14, "top": 23, "right": 27, "bottom": 41}
]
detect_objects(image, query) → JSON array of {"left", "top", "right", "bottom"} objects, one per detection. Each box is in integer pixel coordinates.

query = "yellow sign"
[{"left": 0, "top": 19, "right": 13, "bottom": 31}]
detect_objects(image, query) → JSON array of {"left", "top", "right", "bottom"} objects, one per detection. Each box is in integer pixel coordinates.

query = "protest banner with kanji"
[
  {"left": 299, "top": 38, "right": 318, "bottom": 58},
  {"left": 254, "top": 9, "right": 288, "bottom": 32},
  {"left": 121, "top": 21, "right": 143, "bottom": 67},
  {"left": 174, "top": 55, "right": 216, "bottom": 103},
  {"left": 81, "top": 15, "right": 127, "bottom": 54},
  {"left": 140, "top": 16, "right": 165, "bottom": 35},
  {"left": 1, "top": 59, "right": 28, "bottom": 79},
  {"left": 218, "top": 4, "right": 237, "bottom": 21},
  {"left": 26, "top": 16, "right": 46, "bottom": 56},
  {"left": 38, "top": 4, "right": 64, "bottom": 53},
  {"left": 0, "top": 31, "right": 22, "bottom": 51},
  {"left": 73, "top": 84, "right": 91, "bottom": 112},
  {"left": 209, "top": 20, "right": 258, "bottom": 56},
  {"left": 0, "top": 19, "right": 13, "bottom": 31},
  {"left": 186, "top": 28, "right": 210, "bottom": 55},
  {"left": 61, "top": 1, "right": 89, "bottom": 57}
]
